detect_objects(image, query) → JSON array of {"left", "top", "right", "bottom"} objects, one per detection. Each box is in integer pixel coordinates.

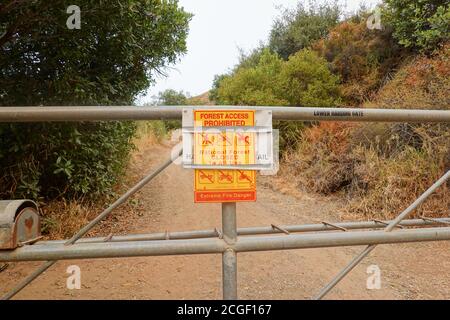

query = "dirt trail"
[{"left": 1, "top": 139, "right": 449, "bottom": 300}]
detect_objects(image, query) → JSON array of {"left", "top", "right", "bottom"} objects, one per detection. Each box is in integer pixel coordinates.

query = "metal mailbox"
[{"left": 0, "top": 200, "right": 40, "bottom": 250}]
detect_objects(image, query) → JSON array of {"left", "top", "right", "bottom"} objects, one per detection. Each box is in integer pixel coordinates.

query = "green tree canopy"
[
  {"left": 216, "top": 48, "right": 340, "bottom": 108},
  {"left": 0, "top": 0, "right": 192, "bottom": 105},
  {"left": 0, "top": 1, "right": 192, "bottom": 200},
  {"left": 383, "top": 0, "right": 450, "bottom": 52},
  {"left": 154, "top": 89, "right": 188, "bottom": 106},
  {"left": 269, "top": 1, "right": 341, "bottom": 60}
]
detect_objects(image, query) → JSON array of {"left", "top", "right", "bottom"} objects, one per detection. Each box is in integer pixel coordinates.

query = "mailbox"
[{"left": 0, "top": 200, "right": 40, "bottom": 250}]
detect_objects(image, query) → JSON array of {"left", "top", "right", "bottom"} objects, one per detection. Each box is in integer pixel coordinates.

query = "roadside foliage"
[
  {"left": 0, "top": 0, "right": 192, "bottom": 201},
  {"left": 212, "top": 0, "right": 449, "bottom": 218}
]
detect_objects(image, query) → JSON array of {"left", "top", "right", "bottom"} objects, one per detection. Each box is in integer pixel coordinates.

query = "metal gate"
[{"left": 0, "top": 106, "right": 449, "bottom": 300}]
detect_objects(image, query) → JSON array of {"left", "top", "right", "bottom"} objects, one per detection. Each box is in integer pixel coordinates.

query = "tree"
[
  {"left": 383, "top": 0, "right": 450, "bottom": 52},
  {"left": 217, "top": 49, "right": 288, "bottom": 106},
  {"left": 0, "top": 0, "right": 192, "bottom": 105},
  {"left": 153, "top": 89, "right": 188, "bottom": 131},
  {"left": 269, "top": 0, "right": 341, "bottom": 60},
  {"left": 214, "top": 48, "right": 341, "bottom": 152},
  {"left": 279, "top": 49, "right": 341, "bottom": 107},
  {"left": 155, "top": 89, "right": 188, "bottom": 106},
  {"left": 209, "top": 74, "right": 230, "bottom": 104},
  {"left": 0, "top": 1, "right": 192, "bottom": 200}
]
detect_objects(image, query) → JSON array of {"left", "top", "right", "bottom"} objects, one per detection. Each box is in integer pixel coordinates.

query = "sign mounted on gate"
[
  {"left": 182, "top": 109, "right": 274, "bottom": 170},
  {"left": 194, "top": 169, "right": 256, "bottom": 203},
  {"left": 182, "top": 108, "right": 274, "bottom": 203}
]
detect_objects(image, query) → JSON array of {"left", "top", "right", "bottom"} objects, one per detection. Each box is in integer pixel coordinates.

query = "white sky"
[{"left": 138, "top": 0, "right": 381, "bottom": 105}]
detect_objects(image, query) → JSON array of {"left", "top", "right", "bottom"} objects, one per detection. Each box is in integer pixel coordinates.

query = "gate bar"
[
  {"left": 1, "top": 151, "right": 181, "bottom": 300},
  {"left": 313, "top": 170, "right": 450, "bottom": 300},
  {"left": 33, "top": 217, "right": 450, "bottom": 246},
  {"left": 0, "top": 106, "right": 449, "bottom": 122},
  {"left": 2, "top": 227, "right": 450, "bottom": 262}
]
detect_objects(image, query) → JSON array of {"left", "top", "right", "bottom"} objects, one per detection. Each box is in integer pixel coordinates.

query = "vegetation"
[
  {"left": 269, "top": 1, "right": 341, "bottom": 60},
  {"left": 210, "top": 0, "right": 449, "bottom": 218},
  {"left": 214, "top": 48, "right": 340, "bottom": 151},
  {"left": 383, "top": 0, "right": 450, "bottom": 52},
  {"left": 313, "top": 18, "right": 405, "bottom": 105},
  {"left": 0, "top": 1, "right": 191, "bottom": 200},
  {"left": 1, "top": 0, "right": 448, "bottom": 223},
  {"left": 283, "top": 44, "right": 449, "bottom": 218},
  {"left": 150, "top": 89, "right": 189, "bottom": 132}
]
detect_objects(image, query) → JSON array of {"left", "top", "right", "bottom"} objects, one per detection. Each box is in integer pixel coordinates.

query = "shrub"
[
  {"left": 269, "top": 0, "right": 341, "bottom": 60},
  {"left": 283, "top": 45, "right": 449, "bottom": 218},
  {"left": 215, "top": 49, "right": 341, "bottom": 152},
  {"left": 217, "top": 49, "right": 288, "bottom": 106},
  {"left": 367, "top": 43, "right": 450, "bottom": 109},
  {"left": 216, "top": 49, "right": 340, "bottom": 107},
  {"left": 313, "top": 19, "right": 406, "bottom": 105},
  {"left": 383, "top": 0, "right": 450, "bottom": 52},
  {"left": 279, "top": 49, "right": 341, "bottom": 107},
  {"left": 283, "top": 122, "right": 358, "bottom": 194},
  {"left": 0, "top": 121, "right": 136, "bottom": 200}
]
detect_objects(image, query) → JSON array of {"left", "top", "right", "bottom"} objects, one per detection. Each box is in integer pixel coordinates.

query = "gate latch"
[{"left": 0, "top": 200, "right": 41, "bottom": 250}]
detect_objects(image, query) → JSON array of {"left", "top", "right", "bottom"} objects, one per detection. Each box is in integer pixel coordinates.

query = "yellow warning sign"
[
  {"left": 193, "top": 110, "right": 256, "bottom": 166},
  {"left": 194, "top": 169, "right": 256, "bottom": 203},
  {"left": 194, "top": 110, "right": 254, "bottom": 127},
  {"left": 193, "top": 110, "right": 257, "bottom": 203}
]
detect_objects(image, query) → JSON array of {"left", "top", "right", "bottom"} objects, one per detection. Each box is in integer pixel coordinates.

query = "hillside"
[{"left": 187, "top": 91, "right": 214, "bottom": 105}]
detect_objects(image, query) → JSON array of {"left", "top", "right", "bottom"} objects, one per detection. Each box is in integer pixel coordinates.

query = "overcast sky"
[{"left": 138, "top": 0, "right": 381, "bottom": 105}]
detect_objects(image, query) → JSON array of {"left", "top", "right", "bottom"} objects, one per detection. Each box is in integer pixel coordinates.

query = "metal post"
[{"left": 222, "top": 202, "right": 237, "bottom": 300}]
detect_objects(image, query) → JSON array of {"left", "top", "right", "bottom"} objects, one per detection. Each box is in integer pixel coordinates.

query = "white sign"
[{"left": 182, "top": 109, "right": 275, "bottom": 171}]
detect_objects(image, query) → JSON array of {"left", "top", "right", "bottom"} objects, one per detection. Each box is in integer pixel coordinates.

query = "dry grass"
[
  {"left": 281, "top": 45, "right": 450, "bottom": 220},
  {"left": 282, "top": 122, "right": 359, "bottom": 195}
]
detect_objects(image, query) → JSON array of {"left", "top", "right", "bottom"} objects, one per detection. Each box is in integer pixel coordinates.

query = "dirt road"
[{"left": 1, "top": 139, "right": 449, "bottom": 299}]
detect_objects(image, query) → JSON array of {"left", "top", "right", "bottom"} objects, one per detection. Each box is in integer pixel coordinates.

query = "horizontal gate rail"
[
  {"left": 0, "top": 106, "right": 449, "bottom": 122},
  {"left": 32, "top": 217, "right": 450, "bottom": 245},
  {"left": 1, "top": 106, "right": 449, "bottom": 300},
  {"left": 1, "top": 226, "right": 450, "bottom": 262}
]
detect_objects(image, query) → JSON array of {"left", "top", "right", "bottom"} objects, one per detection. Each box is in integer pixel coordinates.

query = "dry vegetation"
[{"left": 282, "top": 45, "right": 450, "bottom": 219}]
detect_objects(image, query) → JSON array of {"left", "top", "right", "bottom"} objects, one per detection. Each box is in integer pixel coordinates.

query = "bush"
[
  {"left": 0, "top": 121, "right": 136, "bottom": 200},
  {"left": 283, "top": 122, "right": 358, "bottom": 194},
  {"left": 217, "top": 49, "right": 288, "bottom": 106},
  {"left": 282, "top": 45, "right": 449, "bottom": 218},
  {"left": 215, "top": 49, "right": 341, "bottom": 152},
  {"left": 216, "top": 49, "right": 340, "bottom": 107},
  {"left": 279, "top": 49, "right": 341, "bottom": 107},
  {"left": 367, "top": 43, "right": 450, "bottom": 109},
  {"left": 383, "top": 0, "right": 450, "bottom": 52},
  {"left": 269, "top": 0, "right": 341, "bottom": 60},
  {"left": 313, "top": 19, "right": 406, "bottom": 105}
]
